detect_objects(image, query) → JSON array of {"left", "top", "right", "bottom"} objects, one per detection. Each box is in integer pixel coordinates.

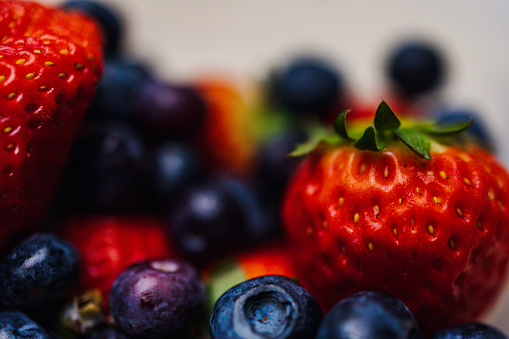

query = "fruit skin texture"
[
  {"left": 0, "top": 233, "right": 80, "bottom": 310},
  {"left": 210, "top": 275, "right": 323, "bottom": 339},
  {"left": 430, "top": 323, "right": 507, "bottom": 339},
  {"left": 0, "top": 310, "right": 50, "bottom": 339},
  {"left": 109, "top": 259, "right": 205, "bottom": 338},
  {"left": 315, "top": 291, "right": 422, "bottom": 339},
  {"left": 282, "top": 142, "right": 509, "bottom": 333},
  {"left": 0, "top": 1, "right": 103, "bottom": 254},
  {"left": 57, "top": 215, "right": 176, "bottom": 310}
]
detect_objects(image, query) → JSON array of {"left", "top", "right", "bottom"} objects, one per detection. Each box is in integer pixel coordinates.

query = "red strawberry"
[
  {"left": 282, "top": 101, "right": 509, "bottom": 333},
  {"left": 57, "top": 215, "right": 177, "bottom": 310},
  {"left": 0, "top": 1, "right": 103, "bottom": 253}
]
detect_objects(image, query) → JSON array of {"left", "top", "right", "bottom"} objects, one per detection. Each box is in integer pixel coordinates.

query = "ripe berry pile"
[{"left": 0, "top": 1, "right": 508, "bottom": 339}]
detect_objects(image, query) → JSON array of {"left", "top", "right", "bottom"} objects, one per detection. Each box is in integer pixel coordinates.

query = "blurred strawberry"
[
  {"left": 57, "top": 215, "right": 176, "bottom": 310},
  {"left": 194, "top": 76, "right": 260, "bottom": 177}
]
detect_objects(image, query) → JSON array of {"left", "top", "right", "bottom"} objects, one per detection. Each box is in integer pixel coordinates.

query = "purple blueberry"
[
  {"left": 0, "top": 311, "right": 50, "bottom": 339},
  {"left": 109, "top": 259, "right": 205, "bottom": 338},
  {"left": 85, "top": 325, "right": 130, "bottom": 339},
  {"left": 133, "top": 80, "right": 206, "bottom": 141},
  {"left": 166, "top": 180, "right": 246, "bottom": 266},
  {"left": 387, "top": 41, "right": 445, "bottom": 97},
  {"left": 316, "top": 291, "right": 422, "bottom": 339},
  {"left": 58, "top": 120, "right": 146, "bottom": 213},
  {"left": 210, "top": 275, "right": 323, "bottom": 339},
  {"left": 86, "top": 57, "right": 152, "bottom": 122},
  {"left": 270, "top": 56, "right": 343, "bottom": 116},
  {"left": 0, "top": 234, "right": 80, "bottom": 311},
  {"left": 431, "top": 323, "right": 507, "bottom": 339},
  {"left": 145, "top": 142, "right": 204, "bottom": 210}
]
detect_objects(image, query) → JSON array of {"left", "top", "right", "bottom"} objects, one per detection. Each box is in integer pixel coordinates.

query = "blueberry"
[
  {"left": 316, "top": 291, "right": 422, "bottom": 339},
  {"left": 85, "top": 325, "right": 130, "bottom": 339},
  {"left": 62, "top": 0, "right": 123, "bottom": 54},
  {"left": 387, "top": 41, "right": 445, "bottom": 97},
  {"left": 133, "top": 81, "right": 207, "bottom": 141},
  {"left": 145, "top": 142, "right": 204, "bottom": 210},
  {"left": 167, "top": 179, "right": 246, "bottom": 266},
  {"left": 257, "top": 128, "right": 307, "bottom": 196},
  {"left": 430, "top": 323, "right": 507, "bottom": 339},
  {"left": 86, "top": 57, "right": 152, "bottom": 122},
  {"left": 270, "top": 57, "right": 343, "bottom": 116},
  {"left": 109, "top": 259, "right": 205, "bottom": 338},
  {"left": 166, "top": 176, "right": 270, "bottom": 266},
  {"left": 58, "top": 120, "right": 146, "bottom": 213},
  {"left": 210, "top": 275, "right": 322, "bottom": 339},
  {"left": 0, "top": 311, "right": 50, "bottom": 339},
  {"left": 436, "top": 109, "right": 494, "bottom": 150},
  {"left": 0, "top": 234, "right": 80, "bottom": 311}
]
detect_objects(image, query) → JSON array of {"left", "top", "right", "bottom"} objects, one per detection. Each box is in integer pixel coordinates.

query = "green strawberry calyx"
[{"left": 291, "top": 100, "right": 473, "bottom": 160}]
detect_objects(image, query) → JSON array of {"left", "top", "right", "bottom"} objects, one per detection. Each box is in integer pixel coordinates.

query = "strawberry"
[
  {"left": 0, "top": 1, "right": 103, "bottom": 253},
  {"left": 282, "top": 101, "right": 509, "bottom": 333},
  {"left": 56, "top": 215, "right": 177, "bottom": 311},
  {"left": 194, "top": 76, "right": 258, "bottom": 177}
]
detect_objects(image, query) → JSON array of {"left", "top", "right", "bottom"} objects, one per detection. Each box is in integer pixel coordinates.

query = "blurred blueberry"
[
  {"left": 0, "top": 311, "right": 50, "bottom": 339},
  {"left": 86, "top": 57, "right": 152, "bottom": 122},
  {"left": 258, "top": 128, "right": 307, "bottom": 196},
  {"left": 85, "top": 325, "right": 131, "bottom": 339},
  {"left": 0, "top": 234, "right": 80, "bottom": 311},
  {"left": 58, "top": 120, "right": 146, "bottom": 213},
  {"left": 145, "top": 142, "right": 204, "bottom": 210},
  {"left": 167, "top": 178, "right": 249, "bottom": 267},
  {"left": 109, "top": 260, "right": 205, "bottom": 338},
  {"left": 210, "top": 275, "right": 323, "bottom": 339},
  {"left": 62, "top": 0, "right": 123, "bottom": 54},
  {"left": 436, "top": 108, "right": 494, "bottom": 150},
  {"left": 133, "top": 81, "right": 207, "bottom": 141},
  {"left": 387, "top": 41, "right": 445, "bottom": 97},
  {"left": 430, "top": 323, "right": 507, "bottom": 339},
  {"left": 316, "top": 291, "right": 422, "bottom": 339},
  {"left": 270, "top": 57, "right": 343, "bottom": 116}
]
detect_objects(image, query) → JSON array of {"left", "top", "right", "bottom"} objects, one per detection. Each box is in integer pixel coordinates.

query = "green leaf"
[
  {"left": 289, "top": 138, "right": 322, "bottom": 157},
  {"left": 354, "top": 125, "right": 386, "bottom": 152},
  {"left": 374, "top": 100, "right": 401, "bottom": 131},
  {"left": 421, "top": 118, "right": 474, "bottom": 136},
  {"left": 333, "top": 109, "right": 352, "bottom": 140},
  {"left": 395, "top": 128, "right": 432, "bottom": 160}
]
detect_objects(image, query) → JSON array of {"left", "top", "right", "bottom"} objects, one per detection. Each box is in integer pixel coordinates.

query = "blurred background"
[{"left": 40, "top": 0, "right": 509, "bottom": 332}]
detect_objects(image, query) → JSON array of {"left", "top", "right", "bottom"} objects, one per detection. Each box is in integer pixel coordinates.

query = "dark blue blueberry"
[
  {"left": 146, "top": 142, "right": 203, "bottom": 210},
  {"left": 271, "top": 57, "right": 343, "bottom": 116},
  {"left": 436, "top": 108, "right": 494, "bottom": 150},
  {"left": 58, "top": 120, "right": 146, "bottom": 213},
  {"left": 316, "top": 291, "right": 422, "bottom": 339},
  {"left": 0, "top": 234, "right": 80, "bottom": 311},
  {"left": 133, "top": 81, "right": 207, "bottom": 141},
  {"left": 109, "top": 259, "right": 205, "bottom": 338},
  {"left": 62, "top": 0, "right": 123, "bottom": 54},
  {"left": 86, "top": 57, "right": 152, "bottom": 122},
  {"left": 387, "top": 41, "right": 445, "bottom": 97},
  {"left": 0, "top": 311, "right": 50, "bottom": 339},
  {"left": 258, "top": 128, "right": 307, "bottom": 196},
  {"left": 210, "top": 275, "right": 322, "bottom": 339},
  {"left": 216, "top": 176, "right": 279, "bottom": 244},
  {"left": 166, "top": 179, "right": 247, "bottom": 267},
  {"left": 85, "top": 325, "right": 130, "bottom": 339},
  {"left": 431, "top": 323, "right": 507, "bottom": 339}
]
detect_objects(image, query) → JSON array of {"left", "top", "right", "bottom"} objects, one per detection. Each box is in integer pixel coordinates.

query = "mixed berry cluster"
[{"left": 0, "top": 1, "right": 507, "bottom": 339}]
